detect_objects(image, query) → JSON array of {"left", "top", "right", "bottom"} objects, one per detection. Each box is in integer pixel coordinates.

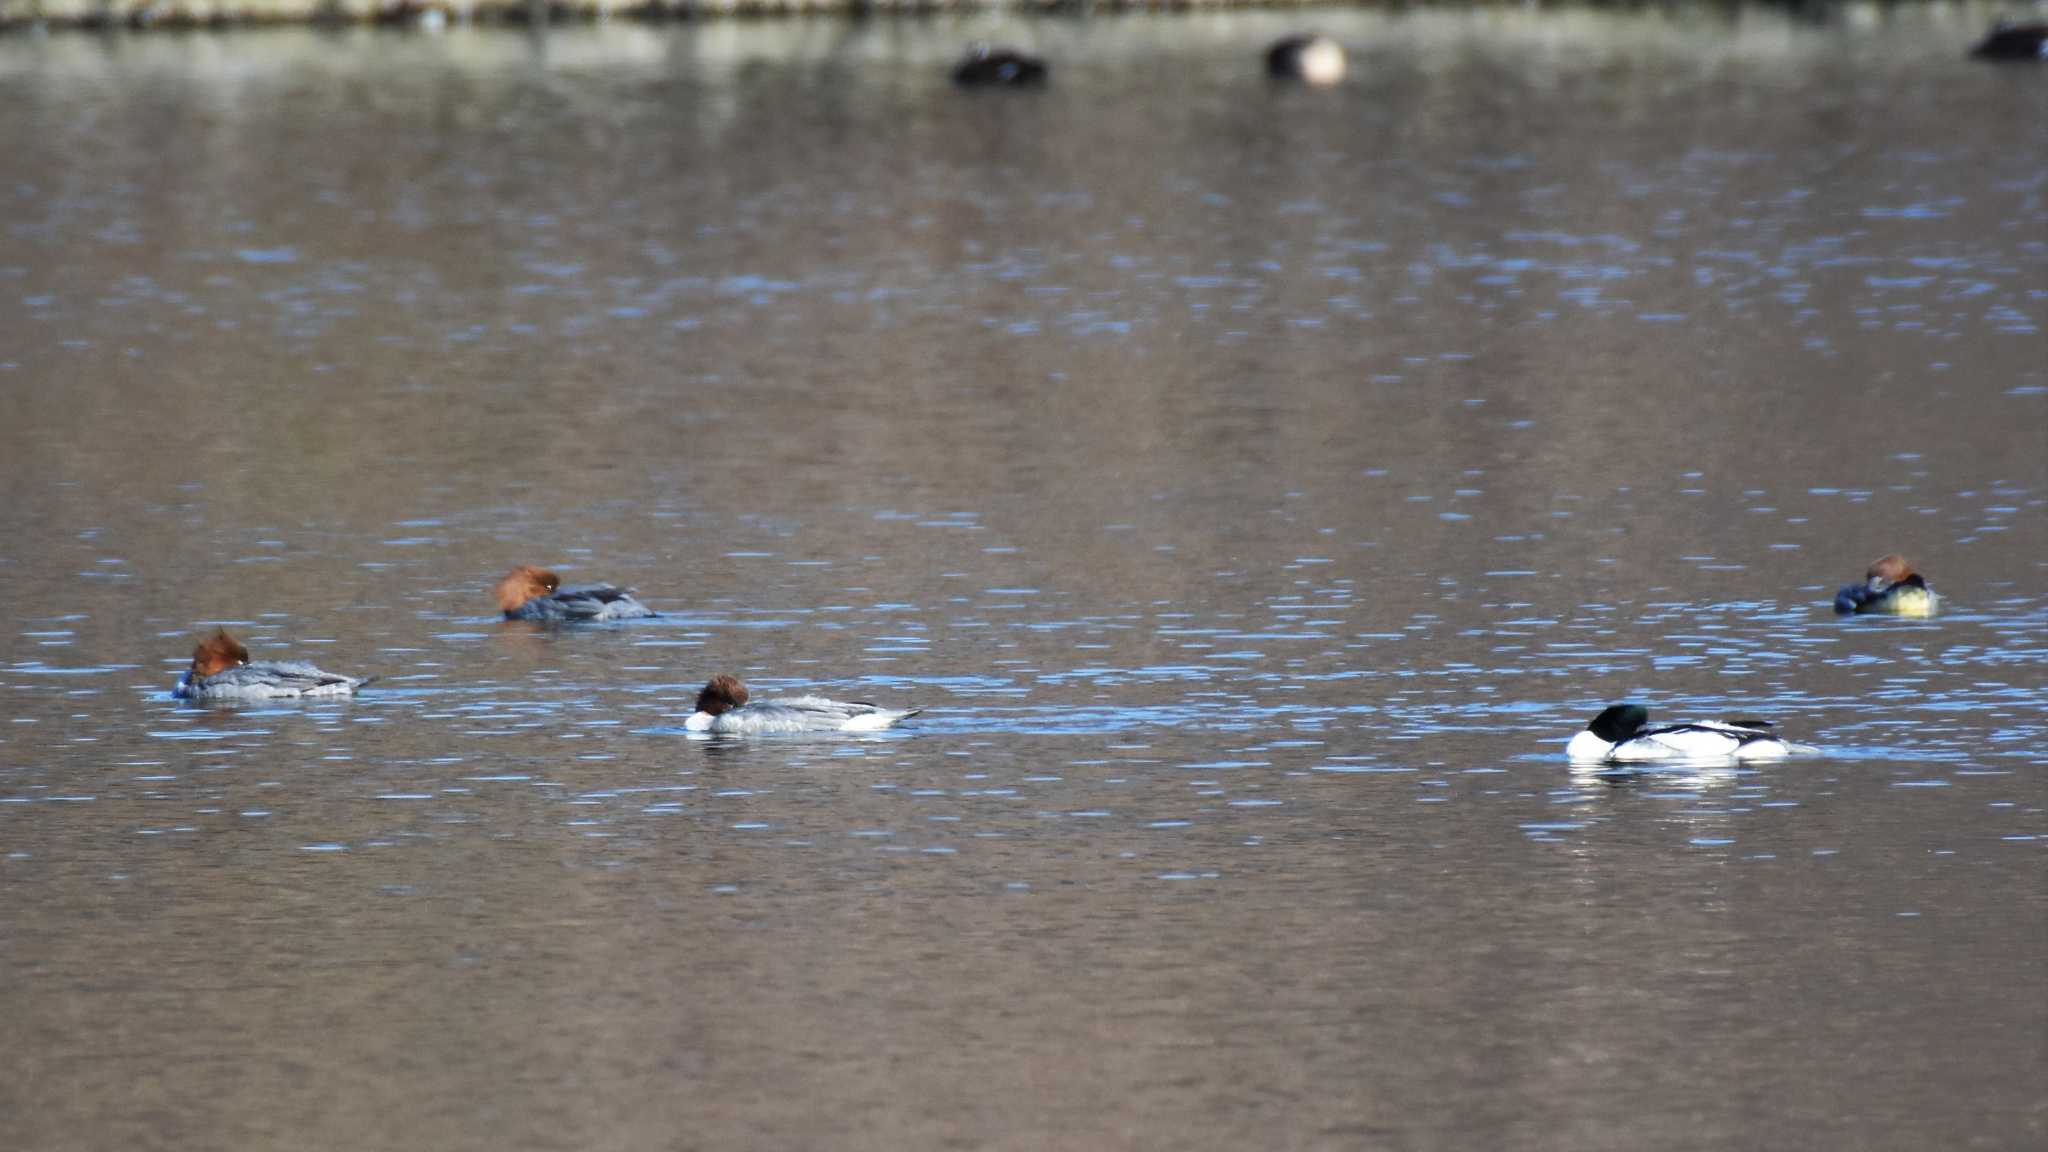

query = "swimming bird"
[
  {"left": 1832, "top": 554, "right": 1938, "bottom": 617},
  {"left": 493, "top": 565, "right": 654, "bottom": 623},
  {"left": 952, "top": 44, "right": 1048, "bottom": 87},
  {"left": 1266, "top": 34, "right": 1347, "bottom": 85},
  {"left": 1970, "top": 22, "right": 2048, "bottom": 60},
  {"left": 173, "top": 627, "right": 374, "bottom": 701},
  {"left": 1566, "top": 704, "right": 1816, "bottom": 764},
  {"left": 682, "top": 674, "right": 920, "bottom": 735}
]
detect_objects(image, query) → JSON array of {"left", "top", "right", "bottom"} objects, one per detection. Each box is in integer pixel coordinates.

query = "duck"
[
  {"left": 172, "top": 627, "right": 375, "bottom": 701},
  {"left": 1266, "top": 34, "right": 1347, "bottom": 85},
  {"left": 493, "top": 565, "right": 654, "bottom": 623},
  {"left": 1832, "top": 554, "right": 1938, "bottom": 617},
  {"left": 1970, "top": 22, "right": 2048, "bottom": 60},
  {"left": 682, "top": 674, "right": 921, "bottom": 735},
  {"left": 1566, "top": 704, "right": 1816, "bottom": 764},
  {"left": 952, "top": 44, "right": 1048, "bottom": 87}
]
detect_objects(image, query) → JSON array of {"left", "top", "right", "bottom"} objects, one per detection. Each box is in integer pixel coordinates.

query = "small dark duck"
[
  {"left": 952, "top": 44, "right": 1048, "bottom": 88},
  {"left": 1970, "top": 22, "right": 2048, "bottom": 60}
]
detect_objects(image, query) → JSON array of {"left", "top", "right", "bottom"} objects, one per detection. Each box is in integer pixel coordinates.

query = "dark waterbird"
[
  {"left": 1970, "top": 21, "right": 2048, "bottom": 60},
  {"left": 952, "top": 44, "right": 1048, "bottom": 88}
]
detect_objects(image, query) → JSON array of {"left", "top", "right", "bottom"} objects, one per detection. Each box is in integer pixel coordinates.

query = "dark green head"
[{"left": 1588, "top": 704, "right": 1649, "bottom": 743}]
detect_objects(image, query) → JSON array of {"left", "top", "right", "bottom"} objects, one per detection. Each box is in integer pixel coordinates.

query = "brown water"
[{"left": 2, "top": 10, "right": 2045, "bottom": 1150}]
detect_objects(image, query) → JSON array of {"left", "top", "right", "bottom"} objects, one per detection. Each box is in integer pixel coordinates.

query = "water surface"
[{"left": 1, "top": 11, "right": 2044, "bottom": 1150}]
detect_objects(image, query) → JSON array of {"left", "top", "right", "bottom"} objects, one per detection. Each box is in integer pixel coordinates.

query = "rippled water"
[{"left": 2, "top": 10, "right": 2044, "bottom": 1149}]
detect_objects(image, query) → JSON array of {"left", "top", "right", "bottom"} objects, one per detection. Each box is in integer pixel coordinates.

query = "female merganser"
[
  {"left": 952, "top": 44, "right": 1048, "bottom": 87},
  {"left": 493, "top": 565, "right": 654, "bottom": 623},
  {"left": 1832, "top": 554, "right": 1938, "bottom": 617},
  {"left": 682, "top": 674, "right": 920, "bottom": 735},
  {"left": 1266, "top": 34, "right": 1347, "bottom": 85},
  {"left": 172, "top": 628, "right": 375, "bottom": 701},
  {"left": 1971, "top": 22, "right": 2048, "bottom": 60},
  {"left": 1565, "top": 704, "right": 1816, "bottom": 764}
]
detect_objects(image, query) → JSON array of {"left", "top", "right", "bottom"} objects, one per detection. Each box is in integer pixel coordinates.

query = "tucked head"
[
  {"left": 694, "top": 674, "right": 750, "bottom": 717},
  {"left": 190, "top": 627, "right": 250, "bottom": 678},
  {"left": 1865, "top": 554, "right": 1916, "bottom": 590},
  {"left": 494, "top": 565, "right": 560, "bottom": 613},
  {"left": 1587, "top": 704, "right": 1650, "bottom": 743}
]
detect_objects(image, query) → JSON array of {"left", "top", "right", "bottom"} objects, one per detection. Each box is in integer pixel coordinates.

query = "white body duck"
[
  {"left": 173, "top": 628, "right": 374, "bottom": 701},
  {"left": 1566, "top": 704, "right": 1816, "bottom": 764},
  {"left": 1833, "top": 554, "right": 1937, "bottom": 617},
  {"left": 682, "top": 674, "right": 920, "bottom": 735},
  {"left": 494, "top": 565, "right": 654, "bottom": 623},
  {"left": 1266, "top": 34, "right": 1347, "bottom": 85}
]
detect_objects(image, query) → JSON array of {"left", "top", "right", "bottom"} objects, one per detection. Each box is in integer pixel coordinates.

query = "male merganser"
[
  {"left": 493, "top": 565, "right": 654, "bottom": 623},
  {"left": 1565, "top": 704, "right": 1816, "bottom": 764},
  {"left": 1266, "top": 34, "right": 1347, "bottom": 85},
  {"left": 1832, "top": 554, "right": 1938, "bottom": 617},
  {"left": 1970, "top": 22, "right": 2048, "bottom": 60},
  {"left": 172, "top": 627, "right": 374, "bottom": 701},
  {"left": 682, "top": 674, "right": 920, "bottom": 735},
  {"left": 952, "top": 44, "right": 1048, "bottom": 87}
]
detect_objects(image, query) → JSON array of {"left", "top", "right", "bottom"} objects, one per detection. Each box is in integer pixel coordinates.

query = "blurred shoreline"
[{"left": 1, "top": 0, "right": 2037, "bottom": 35}]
